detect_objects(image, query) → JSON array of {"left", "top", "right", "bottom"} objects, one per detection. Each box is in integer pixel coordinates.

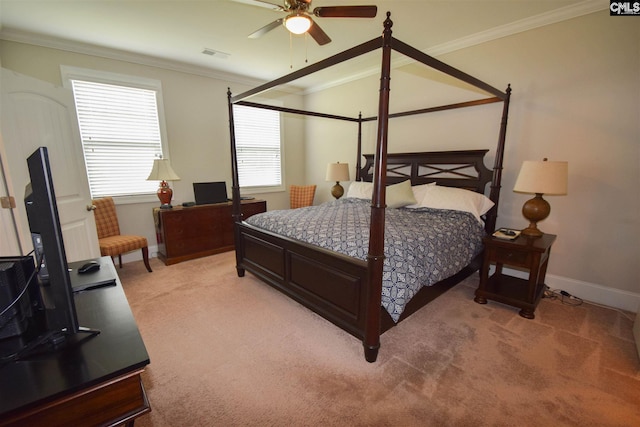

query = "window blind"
[
  {"left": 70, "top": 79, "right": 162, "bottom": 198},
  {"left": 233, "top": 105, "right": 282, "bottom": 188}
]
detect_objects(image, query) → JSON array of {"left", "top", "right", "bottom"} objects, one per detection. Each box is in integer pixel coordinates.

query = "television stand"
[{"left": 0, "top": 256, "right": 150, "bottom": 426}]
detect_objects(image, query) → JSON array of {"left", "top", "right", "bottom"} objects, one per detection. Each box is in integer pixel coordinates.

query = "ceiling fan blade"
[
  {"left": 313, "top": 5, "right": 377, "bottom": 18},
  {"left": 307, "top": 19, "right": 331, "bottom": 45},
  {"left": 248, "top": 18, "right": 284, "bottom": 39},
  {"left": 232, "top": 0, "right": 286, "bottom": 12}
]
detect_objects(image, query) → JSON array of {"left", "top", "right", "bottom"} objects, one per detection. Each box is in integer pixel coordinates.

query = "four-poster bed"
[{"left": 227, "top": 12, "right": 511, "bottom": 362}]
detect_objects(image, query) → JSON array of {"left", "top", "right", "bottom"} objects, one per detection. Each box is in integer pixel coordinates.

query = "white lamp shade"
[
  {"left": 513, "top": 160, "right": 567, "bottom": 195},
  {"left": 285, "top": 14, "right": 312, "bottom": 34},
  {"left": 326, "top": 163, "right": 350, "bottom": 182},
  {"left": 147, "top": 159, "right": 181, "bottom": 181}
]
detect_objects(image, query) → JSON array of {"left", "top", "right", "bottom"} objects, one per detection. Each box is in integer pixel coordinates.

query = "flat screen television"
[{"left": 24, "top": 147, "right": 98, "bottom": 341}]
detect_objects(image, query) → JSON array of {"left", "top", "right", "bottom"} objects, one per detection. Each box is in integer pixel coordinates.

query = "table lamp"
[
  {"left": 513, "top": 158, "right": 568, "bottom": 237},
  {"left": 326, "top": 162, "right": 350, "bottom": 199},
  {"left": 147, "top": 158, "right": 181, "bottom": 209}
]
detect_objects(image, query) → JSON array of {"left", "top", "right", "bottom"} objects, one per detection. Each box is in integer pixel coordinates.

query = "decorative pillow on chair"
[
  {"left": 386, "top": 180, "right": 417, "bottom": 208},
  {"left": 346, "top": 181, "right": 374, "bottom": 199},
  {"left": 417, "top": 185, "right": 494, "bottom": 222}
]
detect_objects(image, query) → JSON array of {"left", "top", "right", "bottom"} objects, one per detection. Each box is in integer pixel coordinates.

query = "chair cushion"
[{"left": 99, "top": 235, "right": 148, "bottom": 257}]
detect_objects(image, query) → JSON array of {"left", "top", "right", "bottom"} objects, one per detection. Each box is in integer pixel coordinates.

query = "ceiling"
[{"left": 0, "top": 1, "right": 601, "bottom": 90}]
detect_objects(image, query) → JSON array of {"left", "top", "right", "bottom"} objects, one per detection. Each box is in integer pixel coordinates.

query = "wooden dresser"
[{"left": 154, "top": 200, "right": 266, "bottom": 265}]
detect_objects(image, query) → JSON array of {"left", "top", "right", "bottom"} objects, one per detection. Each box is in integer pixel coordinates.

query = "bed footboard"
[
  {"left": 235, "top": 220, "right": 482, "bottom": 362},
  {"left": 236, "top": 221, "right": 370, "bottom": 340}
]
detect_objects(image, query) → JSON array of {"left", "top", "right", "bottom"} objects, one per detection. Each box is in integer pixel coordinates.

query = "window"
[
  {"left": 233, "top": 104, "right": 283, "bottom": 190},
  {"left": 61, "top": 66, "right": 168, "bottom": 199}
]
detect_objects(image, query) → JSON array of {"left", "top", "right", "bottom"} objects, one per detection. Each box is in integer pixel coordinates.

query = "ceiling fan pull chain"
[
  {"left": 305, "top": 33, "right": 309, "bottom": 63},
  {"left": 289, "top": 32, "right": 293, "bottom": 69}
]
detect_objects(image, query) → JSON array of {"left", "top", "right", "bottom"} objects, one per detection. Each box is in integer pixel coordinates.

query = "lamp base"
[
  {"left": 520, "top": 193, "right": 549, "bottom": 238},
  {"left": 158, "top": 181, "right": 173, "bottom": 209},
  {"left": 520, "top": 225, "right": 544, "bottom": 238},
  {"left": 331, "top": 182, "right": 344, "bottom": 199}
]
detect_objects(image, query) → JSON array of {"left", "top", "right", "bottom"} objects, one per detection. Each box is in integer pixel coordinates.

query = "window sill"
[
  {"left": 240, "top": 185, "right": 285, "bottom": 195},
  {"left": 111, "top": 194, "right": 159, "bottom": 205}
]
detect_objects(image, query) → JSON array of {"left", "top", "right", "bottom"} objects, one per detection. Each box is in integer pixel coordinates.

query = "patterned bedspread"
[{"left": 245, "top": 198, "right": 485, "bottom": 322}]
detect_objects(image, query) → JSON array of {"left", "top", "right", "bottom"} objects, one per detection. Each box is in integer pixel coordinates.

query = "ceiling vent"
[{"left": 202, "top": 48, "right": 230, "bottom": 59}]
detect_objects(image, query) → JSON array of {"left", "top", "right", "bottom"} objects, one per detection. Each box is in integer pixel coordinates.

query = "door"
[
  {"left": 0, "top": 68, "right": 100, "bottom": 261},
  {"left": 0, "top": 135, "right": 22, "bottom": 255}
]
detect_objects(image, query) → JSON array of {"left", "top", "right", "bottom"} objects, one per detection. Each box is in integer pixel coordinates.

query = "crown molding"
[
  {"left": 0, "top": 27, "right": 303, "bottom": 95},
  {"left": 305, "top": 0, "right": 606, "bottom": 94},
  {"left": 0, "top": 0, "right": 605, "bottom": 96},
  {"left": 426, "top": 0, "right": 606, "bottom": 57}
]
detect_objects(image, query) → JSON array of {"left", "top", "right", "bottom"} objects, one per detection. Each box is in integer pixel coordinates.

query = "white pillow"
[
  {"left": 346, "top": 181, "right": 373, "bottom": 199},
  {"left": 386, "top": 180, "right": 417, "bottom": 208},
  {"left": 406, "top": 183, "right": 436, "bottom": 209},
  {"left": 418, "top": 185, "right": 494, "bottom": 222}
]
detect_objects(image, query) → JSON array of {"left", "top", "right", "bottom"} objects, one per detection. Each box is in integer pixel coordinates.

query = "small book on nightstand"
[{"left": 492, "top": 228, "right": 521, "bottom": 240}]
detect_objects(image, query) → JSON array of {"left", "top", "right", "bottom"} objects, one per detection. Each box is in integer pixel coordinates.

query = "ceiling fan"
[{"left": 237, "top": 0, "right": 377, "bottom": 46}]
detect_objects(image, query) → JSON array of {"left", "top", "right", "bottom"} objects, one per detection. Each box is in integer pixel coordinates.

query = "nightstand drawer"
[{"left": 492, "top": 247, "right": 530, "bottom": 267}]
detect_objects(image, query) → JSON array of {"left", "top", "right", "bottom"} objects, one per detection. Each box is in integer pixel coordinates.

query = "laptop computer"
[{"left": 193, "top": 182, "right": 229, "bottom": 205}]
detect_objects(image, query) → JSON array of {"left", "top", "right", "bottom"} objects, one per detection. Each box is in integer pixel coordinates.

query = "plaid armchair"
[
  {"left": 92, "top": 197, "right": 152, "bottom": 272},
  {"left": 289, "top": 185, "right": 316, "bottom": 209}
]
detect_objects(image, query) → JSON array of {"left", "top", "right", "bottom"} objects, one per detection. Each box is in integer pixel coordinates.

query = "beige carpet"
[{"left": 117, "top": 251, "right": 640, "bottom": 426}]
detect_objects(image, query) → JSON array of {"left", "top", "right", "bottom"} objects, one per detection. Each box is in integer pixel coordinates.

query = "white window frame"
[
  {"left": 233, "top": 101, "right": 285, "bottom": 194},
  {"left": 61, "top": 65, "right": 170, "bottom": 204}
]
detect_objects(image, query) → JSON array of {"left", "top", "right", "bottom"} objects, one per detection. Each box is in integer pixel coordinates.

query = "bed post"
[
  {"left": 364, "top": 12, "right": 393, "bottom": 363},
  {"left": 356, "top": 112, "right": 363, "bottom": 181},
  {"left": 487, "top": 84, "right": 512, "bottom": 233},
  {"left": 227, "top": 88, "right": 244, "bottom": 277}
]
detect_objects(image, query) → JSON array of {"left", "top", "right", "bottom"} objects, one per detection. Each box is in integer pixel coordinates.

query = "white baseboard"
[
  {"left": 503, "top": 267, "right": 640, "bottom": 314},
  {"left": 634, "top": 315, "right": 640, "bottom": 357},
  {"left": 118, "top": 249, "right": 639, "bottom": 314}
]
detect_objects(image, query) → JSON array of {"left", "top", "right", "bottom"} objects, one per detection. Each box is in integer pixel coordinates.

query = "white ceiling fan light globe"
[{"left": 284, "top": 14, "right": 312, "bottom": 34}]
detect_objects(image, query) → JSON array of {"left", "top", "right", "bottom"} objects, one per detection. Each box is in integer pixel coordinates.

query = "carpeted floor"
[{"left": 117, "top": 251, "right": 640, "bottom": 426}]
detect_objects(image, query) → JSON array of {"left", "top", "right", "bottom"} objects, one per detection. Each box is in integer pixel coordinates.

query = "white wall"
[
  {"left": 304, "top": 11, "right": 640, "bottom": 311},
  {"left": 0, "top": 40, "right": 306, "bottom": 260}
]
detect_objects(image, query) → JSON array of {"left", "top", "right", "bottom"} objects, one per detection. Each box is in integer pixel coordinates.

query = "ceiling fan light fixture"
[{"left": 284, "top": 13, "right": 312, "bottom": 34}]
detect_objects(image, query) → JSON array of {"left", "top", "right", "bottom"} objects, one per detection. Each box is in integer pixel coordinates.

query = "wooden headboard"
[{"left": 358, "top": 150, "right": 493, "bottom": 194}]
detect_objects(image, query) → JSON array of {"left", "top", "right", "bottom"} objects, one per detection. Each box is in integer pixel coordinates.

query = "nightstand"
[{"left": 474, "top": 232, "right": 556, "bottom": 319}]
